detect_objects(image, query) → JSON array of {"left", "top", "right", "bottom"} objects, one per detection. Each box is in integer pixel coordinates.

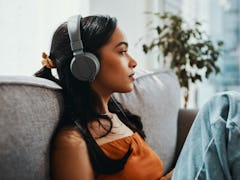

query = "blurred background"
[{"left": 0, "top": 0, "right": 239, "bottom": 108}]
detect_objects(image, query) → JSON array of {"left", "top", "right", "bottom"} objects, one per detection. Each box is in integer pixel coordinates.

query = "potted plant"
[{"left": 142, "top": 12, "right": 224, "bottom": 108}]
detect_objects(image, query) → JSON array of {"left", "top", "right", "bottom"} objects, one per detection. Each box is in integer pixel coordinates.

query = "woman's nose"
[{"left": 129, "top": 56, "right": 137, "bottom": 68}]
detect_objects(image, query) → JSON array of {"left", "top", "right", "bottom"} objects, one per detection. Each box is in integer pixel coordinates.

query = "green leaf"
[
  {"left": 215, "top": 66, "right": 221, "bottom": 74},
  {"left": 217, "top": 41, "right": 224, "bottom": 46},
  {"left": 156, "top": 26, "right": 161, "bottom": 34},
  {"left": 142, "top": 44, "right": 148, "bottom": 54},
  {"left": 196, "top": 61, "right": 204, "bottom": 68},
  {"left": 205, "top": 68, "right": 213, "bottom": 78},
  {"left": 195, "top": 22, "right": 201, "bottom": 26}
]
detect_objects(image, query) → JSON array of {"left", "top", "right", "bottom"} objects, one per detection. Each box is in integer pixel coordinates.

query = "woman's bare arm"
[{"left": 51, "top": 127, "right": 94, "bottom": 180}]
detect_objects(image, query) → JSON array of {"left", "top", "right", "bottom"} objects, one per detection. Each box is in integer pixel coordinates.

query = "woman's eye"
[{"left": 120, "top": 50, "right": 127, "bottom": 55}]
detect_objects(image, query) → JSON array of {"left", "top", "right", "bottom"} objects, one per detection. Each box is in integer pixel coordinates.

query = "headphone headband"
[
  {"left": 67, "top": 15, "right": 100, "bottom": 81},
  {"left": 67, "top": 15, "right": 84, "bottom": 53}
]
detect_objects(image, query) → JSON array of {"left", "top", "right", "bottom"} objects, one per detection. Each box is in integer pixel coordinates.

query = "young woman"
[
  {"left": 36, "top": 14, "right": 240, "bottom": 180},
  {"left": 35, "top": 14, "right": 168, "bottom": 180}
]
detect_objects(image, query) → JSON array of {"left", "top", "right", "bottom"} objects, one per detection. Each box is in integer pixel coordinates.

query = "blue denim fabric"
[{"left": 172, "top": 91, "right": 240, "bottom": 180}]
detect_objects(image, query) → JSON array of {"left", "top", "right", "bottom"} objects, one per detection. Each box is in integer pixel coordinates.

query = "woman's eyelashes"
[{"left": 119, "top": 49, "right": 128, "bottom": 55}]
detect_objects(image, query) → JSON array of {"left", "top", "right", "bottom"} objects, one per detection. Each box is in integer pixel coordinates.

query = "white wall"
[
  {"left": 0, "top": 0, "right": 179, "bottom": 75},
  {"left": 0, "top": 0, "right": 160, "bottom": 75},
  {"left": 89, "top": 0, "right": 148, "bottom": 69},
  {"left": 0, "top": 0, "right": 89, "bottom": 75}
]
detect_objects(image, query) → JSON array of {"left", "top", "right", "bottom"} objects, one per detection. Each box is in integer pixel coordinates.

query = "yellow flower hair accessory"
[{"left": 41, "top": 52, "right": 56, "bottom": 69}]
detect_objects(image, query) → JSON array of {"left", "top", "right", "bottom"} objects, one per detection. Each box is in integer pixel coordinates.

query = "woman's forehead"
[{"left": 107, "top": 27, "right": 128, "bottom": 47}]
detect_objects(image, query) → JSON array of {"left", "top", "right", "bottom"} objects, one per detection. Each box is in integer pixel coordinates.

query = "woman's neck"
[
  {"left": 90, "top": 81, "right": 112, "bottom": 114},
  {"left": 97, "top": 95, "right": 111, "bottom": 114}
]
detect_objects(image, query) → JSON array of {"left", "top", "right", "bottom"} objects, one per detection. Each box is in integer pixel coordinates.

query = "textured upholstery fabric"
[
  {"left": 0, "top": 69, "right": 180, "bottom": 179},
  {"left": 0, "top": 76, "right": 63, "bottom": 180},
  {"left": 114, "top": 69, "right": 180, "bottom": 172}
]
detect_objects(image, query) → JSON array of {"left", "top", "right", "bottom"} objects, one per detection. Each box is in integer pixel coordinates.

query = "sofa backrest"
[
  {"left": 0, "top": 76, "right": 63, "bottom": 180},
  {"left": 0, "top": 69, "right": 180, "bottom": 179}
]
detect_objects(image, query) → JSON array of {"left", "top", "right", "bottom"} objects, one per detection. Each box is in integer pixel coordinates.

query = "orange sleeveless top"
[{"left": 95, "top": 132, "right": 164, "bottom": 180}]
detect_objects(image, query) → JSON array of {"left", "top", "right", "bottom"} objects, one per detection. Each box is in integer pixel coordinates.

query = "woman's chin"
[{"left": 116, "top": 85, "right": 134, "bottom": 93}]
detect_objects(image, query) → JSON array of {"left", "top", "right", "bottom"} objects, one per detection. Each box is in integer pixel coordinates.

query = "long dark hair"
[{"left": 35, "top": 15, "right": 145, "bottom": 175}]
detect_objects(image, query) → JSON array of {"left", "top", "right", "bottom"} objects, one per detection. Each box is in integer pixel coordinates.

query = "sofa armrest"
[{"left": 170, "top": 108, "right": 198, "bottom": 169}]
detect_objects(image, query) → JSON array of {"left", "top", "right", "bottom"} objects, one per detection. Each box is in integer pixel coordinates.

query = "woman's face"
[{"left": 91, "top": 27, "right": 137, "bottom": 95}]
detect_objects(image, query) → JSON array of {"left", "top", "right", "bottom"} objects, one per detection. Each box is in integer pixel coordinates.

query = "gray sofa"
[{"left": 0, "top": 69, "right": 197, "bottom": 180}]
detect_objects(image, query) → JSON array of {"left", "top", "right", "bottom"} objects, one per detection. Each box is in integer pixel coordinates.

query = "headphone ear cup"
[{"left": 70, "top": 52, "right": 100, "bottom": 81}]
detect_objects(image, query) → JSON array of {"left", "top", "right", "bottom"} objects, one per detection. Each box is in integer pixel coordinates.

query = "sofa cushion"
[
  {"left": 0, "top": 76, "right": 63, "bottom": 180},
  {"left": 114, "top": 69, "right": 180, "bottom": 172}
]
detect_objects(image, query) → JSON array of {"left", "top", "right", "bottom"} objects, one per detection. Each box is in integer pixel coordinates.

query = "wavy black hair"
[{"left": 35, "top": 15, "right": 145, "bottom": 176}]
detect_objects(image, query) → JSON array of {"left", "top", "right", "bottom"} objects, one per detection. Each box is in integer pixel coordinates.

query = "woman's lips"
[{"left": 129, "top": 73, "right": 135, "bottom": 81}]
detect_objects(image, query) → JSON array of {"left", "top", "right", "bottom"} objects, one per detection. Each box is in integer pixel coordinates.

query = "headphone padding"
[{"left": 70, "top": 52, "right": 100, "bottom": 81}]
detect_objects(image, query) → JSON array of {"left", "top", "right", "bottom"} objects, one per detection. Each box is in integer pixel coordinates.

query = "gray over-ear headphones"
[{"left": 67, "top": 15, "right": 100, "bottom": 81}]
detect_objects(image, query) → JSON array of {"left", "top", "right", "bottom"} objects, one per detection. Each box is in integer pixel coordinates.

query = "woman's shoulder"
[
  {"left": 53, "top": 125, "right": 87, "bottom": 149},
  {"left": 51, "top": 126, "right": 95, "bottom": 180}
]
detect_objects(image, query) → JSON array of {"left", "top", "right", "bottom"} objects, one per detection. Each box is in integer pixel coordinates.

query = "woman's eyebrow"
[{"left": 114, "top": 42, "right": 128, "bottom": 48}]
